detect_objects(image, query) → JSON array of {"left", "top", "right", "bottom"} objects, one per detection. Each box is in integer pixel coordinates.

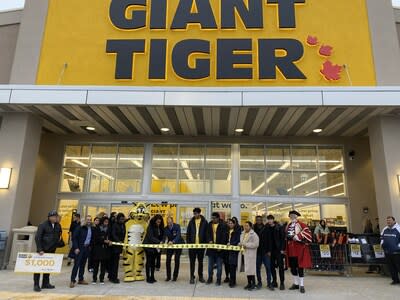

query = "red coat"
[{"left": 285, "top": 221, "right": 312, "bottom": 269}]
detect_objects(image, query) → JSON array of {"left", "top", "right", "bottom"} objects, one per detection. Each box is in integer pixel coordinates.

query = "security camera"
[{"left": 348, "top": 150, "right": 355, "bottom": 160}]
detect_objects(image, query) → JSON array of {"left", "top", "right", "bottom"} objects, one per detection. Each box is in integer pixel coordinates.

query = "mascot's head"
[{"left": 129, "top": 202, "right": 150, "bottom": 221}]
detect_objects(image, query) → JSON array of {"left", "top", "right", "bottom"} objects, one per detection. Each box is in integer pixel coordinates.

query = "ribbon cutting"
[{"left": 111, "top": 242, "right": 242, "bottom": 251}]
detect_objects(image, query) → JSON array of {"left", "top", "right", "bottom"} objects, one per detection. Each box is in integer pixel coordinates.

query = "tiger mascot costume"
[{"left": 123, "top": 202, "right": 150, "bottom": 282}]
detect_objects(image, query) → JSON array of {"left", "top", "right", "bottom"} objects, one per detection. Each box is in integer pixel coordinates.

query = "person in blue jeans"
[
  {"left": 70, "top": 215, "right": 93, "bottom": 288},
  {"left": 206, "top": 212, "right": 228, "bottom": 286},
  {"left": 254, "top": 216, "right": 273, "bottom": 290}
]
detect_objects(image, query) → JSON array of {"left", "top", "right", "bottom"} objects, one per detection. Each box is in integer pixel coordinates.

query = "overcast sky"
[{"left": 0, "top": 0, "right": 25, "bottom": 12}]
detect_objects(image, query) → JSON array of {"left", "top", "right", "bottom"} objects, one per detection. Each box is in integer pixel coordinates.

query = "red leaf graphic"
[
  {"left": 320, "top": 61, "right": 342, "bottom": 81},
  {"left": 306, "top": 35, "right": 318, "bottom": 46},
  {"left": 319, "top": 45, "right": 333, "bottom": 57}
]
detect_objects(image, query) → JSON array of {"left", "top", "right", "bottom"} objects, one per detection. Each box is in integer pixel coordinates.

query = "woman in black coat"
[
  {"left": 92, "top": 217, "right": 111, "bottom": 284},
  {"left": 227, "top": 218, "right": 241, "bottom": 288},
  {"left": 143, "top": 214, "right": 164, "bottom": 283}
]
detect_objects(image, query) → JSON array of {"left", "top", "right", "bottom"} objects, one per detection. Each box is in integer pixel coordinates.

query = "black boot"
[
  {"left": 244, "top": 276, "right": 251, "bottom": 289},
  {"left": 248, "top": 276, "right": 256, "bottom": 291}
]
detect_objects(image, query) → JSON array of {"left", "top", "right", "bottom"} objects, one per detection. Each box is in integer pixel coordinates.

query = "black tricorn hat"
[{"left": 288, "top": 210, "right": 301, "bottom": 217}]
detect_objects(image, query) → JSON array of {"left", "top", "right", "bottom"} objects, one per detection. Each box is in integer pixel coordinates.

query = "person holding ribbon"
[
  {"left": 206, "top": 212, "right": 228, "bottom": 286},
  {"left": 186, "top": 207, "right": 208, "bottom": 284},
  {"left": 286, "top": 210, "right": 312, "bottom": 294},
  {"left": 164, "top": 216, "right": 185, "bottom": 282},
  {"left": 238, "top": 221, "right": 259, "bottom": 291},
  {"left": 143, "top": 214, "right": 164, "bottom": 284},
  {"left": 227, "top": 218, "right": 241, "bottom": 288}
]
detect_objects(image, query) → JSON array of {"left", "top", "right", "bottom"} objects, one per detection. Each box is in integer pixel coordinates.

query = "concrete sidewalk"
[{"left": 0, "top": 261, "right": 398, "bottom": 300}]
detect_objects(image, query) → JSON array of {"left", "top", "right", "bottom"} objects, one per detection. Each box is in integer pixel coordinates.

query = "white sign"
[
  {"left": 319, "top": 244, "right": 331, "bottom": 258},
  {"left": 373, "top": 245, "right": 385, "bottom": 259},
  {"left": 350, "top": 244, "right": 362, "bottom": 258},
  {"left": 14, "top": 252, "right": 63, "bottom": 274}
]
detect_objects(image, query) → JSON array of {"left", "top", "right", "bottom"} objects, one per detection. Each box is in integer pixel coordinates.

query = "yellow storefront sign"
[{"left": 37, "top": 0, "right": 376, "bottom": 86}]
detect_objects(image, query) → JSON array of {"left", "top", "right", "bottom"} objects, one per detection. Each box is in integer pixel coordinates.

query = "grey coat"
[{"left": 238, "top": 229, "right": 259, "bottom": 275}]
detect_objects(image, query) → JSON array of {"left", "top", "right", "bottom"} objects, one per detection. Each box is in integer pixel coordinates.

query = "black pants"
[
  {"left": 166, "top": 249, "right": 182, "bottom": 279},
  {"left": 71, "top": 246, "right": 90, "bottom": 282},
  {"left": 189, "top": 249, "right": 204, "bottom": 279},
  {"left": 386, "top": 253, "right": 400, "bottom": 282},
  {"left": 145, "top": 250, "right": 157, "bottom": 280},
  {"left": 229, "top": 264, "right": 237, "bottom": 285},
  {"left": 271, "top": 251, "right": 285, "bottom": 284},
  {"left": 223, "top": 253, "right": 229, "bottom": 279},
  {"left": 108, "top": 252, "right": 121, "bottom": 281},
  {"left": 87, "top": 248, "right": 93, "bottom": 271},
  {"left": 156, "top": 251, "right": 161, "bottom": 269},
  {"left": 93, "top": 258, "right": 108, "bottom": 282},
  {"left": 33, "top": 273, "right": 50, "bottom": 287},
  {"left": 289, "top": 256, "right": 304, "bottom": 277}
]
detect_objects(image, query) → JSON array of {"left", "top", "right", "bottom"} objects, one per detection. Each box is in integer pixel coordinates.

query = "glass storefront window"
[
  {"left": 296, "top": 203, "right": 321, "bottom": 227},
  {"left": 211, "top": 201, "right": 231, "bottom": 221},
  {"left": 117, "top": 145, "right": 144, "bottom": 168},
  {"left": 205, "top": 145, "right": 231, "bottom": 169},
  {"left": 179, "top": 169, "right": 205, "bottom": 193},
  {"left": 292, "top": 146, "right": 317, "bottom": 170},
  {"left": 265, "top": 146, "right": 291, "bottom": 170},
  {"left": 56, "top": 199, "right": 79, "bottom": 254},
  {"left": 266, "top": 171, "right": 291, "bottom": 196},
  {"left": 291, "top": 171, "right": 319, "bottom": 196},
  {"left": 152, "top": 145, "right": 178, "bottom": 168},
  {"left": 60, "top": 168, "right": 87, "bottom": 192},
  {"left": 206, "top": 169, "right": 231, "bottom": 194},
  {"left": 318, "top": 147, "right": 344, "bottom": 171},
  {"left": 151, "top": 168, "right": 178, "bottom": 193},
  {"left": 115, "top": 169, "right": 142, "bottom": 193},
  {"left": 240, "top": 202, "right": 266, "bottom": 224},
  {"left": 88, "top": 168, "right": 115, "bottom": 192},
  {"left": 240, "top": 170, "right": 265, "bottom": 195},
  {"left": 319, "top": 172, "right": 346, "bottom": 197},
  {"left": 267, "top": 202, "right": 293, "bottom": 224},
  {"left": 180, "top": 145, "right": 205, "bottom": 169},
  {"left": 240, "top": 145, "right": 264, "bottom": 169},
  {"left": 321, "top": 204, "right": 348, "bottom": 228},
  {"left": 63, "top": 145, "right": 90, "bottom": 167},
  {"left": 90, "top": 145, "right": 117, "bottom": 168}
]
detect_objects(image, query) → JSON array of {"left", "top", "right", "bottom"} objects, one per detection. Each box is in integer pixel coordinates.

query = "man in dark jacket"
[
  {"left": 164, "top": 216, "right": 185, "bottom": 281},
  {"left": 109, "top": 212, "right": 126, "bottom": 283},
  {"left": 381, "top": 216, "right": 400, "bottom": 285},
  {"left": 186, "top": 207, "right": 208, "bottom": 284},
  {"left": 206, "top": 212, "right": 228, "bottom": 286},
  {"left": 67, "top": 213, "right": 80, "bottom": 266},
  {"left": 33, "top": 210, "right": 63, "bottom": 292},
  {"left": 70, "top": 215, "right": 93, "bottom": 288},
  {"left": 266, "top": 214, "right": 286, "bottom": 290},
  {"left": 254, "top": 215, "right": 272, "bottom": 289}
]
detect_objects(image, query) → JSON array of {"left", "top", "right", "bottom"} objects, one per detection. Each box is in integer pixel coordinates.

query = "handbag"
[{"left": 57, "top": 237, "right": 66, "bottom": 248}]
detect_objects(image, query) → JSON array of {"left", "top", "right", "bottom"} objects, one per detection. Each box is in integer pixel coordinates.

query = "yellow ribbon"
[{"left": 111, "top": 242, "right": 242, "bottom": 251}]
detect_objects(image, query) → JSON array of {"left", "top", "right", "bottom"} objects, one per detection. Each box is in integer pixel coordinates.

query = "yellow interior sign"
[{"left": 37, "top": 0, "right": 376, "bottom": 86}]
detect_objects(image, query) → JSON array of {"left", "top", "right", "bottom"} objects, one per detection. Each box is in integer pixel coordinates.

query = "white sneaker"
[
  {"left": 92, "top": 281, "right": 97, "bottom": 285},
  {"left": 100, "top": 282, "right": 105, "bottom": 285}
]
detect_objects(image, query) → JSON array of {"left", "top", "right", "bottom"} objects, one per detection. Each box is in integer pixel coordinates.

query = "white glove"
[{"left": 293, "top": 235, "right": 300, "bottom": 242}]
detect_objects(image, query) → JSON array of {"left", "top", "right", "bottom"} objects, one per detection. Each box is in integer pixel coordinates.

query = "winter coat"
[
  {"left": 206, "top": 220, "right": 228, "bottom": 257},
  {"left": 227, "top": 227, "right": 241, "bottom": 265},
  {"left": 238, "top": 230, "right": 259, "bottom": 275},
  {"left": 92, "top": 225, "right": 111, "bottom": 260},
  {"left": 72, "top": 225, "right": 94, "bottom": 251},
  {"left": 164, "top": 223, "right": 185, "bottom": 244},
  {"left": 285, "top": 220, "right": 312, "bottom": 269},
  {"left": 111, "top": 222, "right": 126, "bottom": 254},
  {"left": 186, "top": 215, "right": 208, "bottom": 244},
  {"left": 381, "top": 223, "right": 400, "bottom": 254},
  {"left": 143, "top": 224, "right": 164, "bottom": 254},
  {"left": 254, "top": 224, "right": 265, "bottom": 255},
  {"left": 35, "top": 220, "right": 62, "bottom": 253},
  {"left": 266, "top": 222, "right": 286, "bottom": 253},
  {"left": 314, "top": 224, "right": 330, "bottom": 236}
]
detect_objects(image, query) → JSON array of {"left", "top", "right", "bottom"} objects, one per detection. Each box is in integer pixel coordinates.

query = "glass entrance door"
[{"left": 79, "top": 202, "right": 110, "bottom": 219}]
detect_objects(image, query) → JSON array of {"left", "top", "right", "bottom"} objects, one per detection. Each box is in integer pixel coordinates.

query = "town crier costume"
[{"left": 285, "top": 210, "right": 312, "bottom": 294}]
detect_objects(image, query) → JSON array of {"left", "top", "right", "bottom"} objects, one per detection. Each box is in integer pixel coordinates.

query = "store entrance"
[{"left": 77, "top": 200, "right": 210, "bottom": 234}]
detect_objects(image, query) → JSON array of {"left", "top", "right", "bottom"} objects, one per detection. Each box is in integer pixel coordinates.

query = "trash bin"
[
  {"left": 8, "top": 226, "right": 37, "bottom": 269},
  {"left": 0, "top": 230, "right": 7, "bottom": 269}
]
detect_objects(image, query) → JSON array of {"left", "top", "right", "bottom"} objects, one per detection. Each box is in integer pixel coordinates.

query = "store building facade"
[{"left": 1, "top": 0, "right": 400, "bottom": 253}]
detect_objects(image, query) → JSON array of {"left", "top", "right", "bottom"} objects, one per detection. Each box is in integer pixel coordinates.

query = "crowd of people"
[{"left": 33, "top": 207, "right": 400, "bottom": 294}]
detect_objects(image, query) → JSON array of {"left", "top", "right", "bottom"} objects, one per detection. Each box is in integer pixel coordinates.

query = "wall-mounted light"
[{"left": 0, "top": 168, "right": 12, "bottom": 189}]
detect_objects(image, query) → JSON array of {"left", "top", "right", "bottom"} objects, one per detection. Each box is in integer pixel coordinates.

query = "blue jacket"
[
  {"left": 164, "top": 223, "right": 185, "bottom": 244},
  {"left": 72, "top": 225, "right": 93, "bottom": 251},
  {"left": 381, "top": 223, "right": 400, "bottom": 254}
]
